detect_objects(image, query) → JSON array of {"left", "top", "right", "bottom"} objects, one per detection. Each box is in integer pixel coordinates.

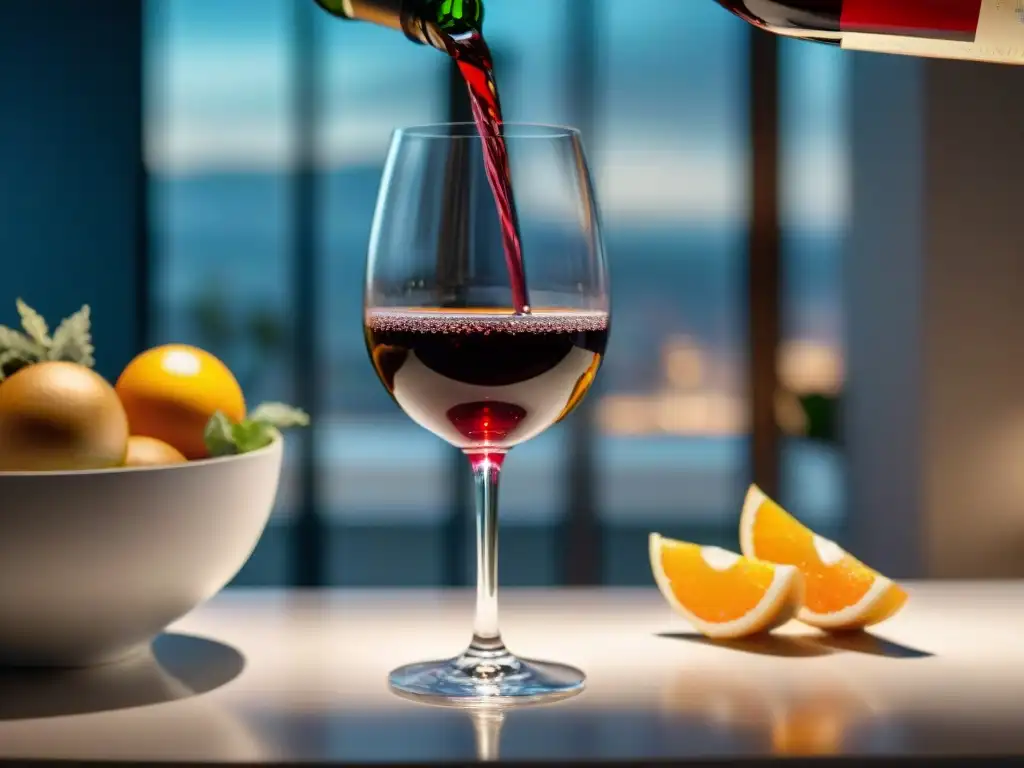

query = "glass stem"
[{"left": 468, "top": 451, "right": 505, "bottom": 652}]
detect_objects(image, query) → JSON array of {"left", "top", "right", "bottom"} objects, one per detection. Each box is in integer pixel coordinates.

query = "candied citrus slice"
[
  {"left": 650, "top": 534, "right": 803, "bottom": 639},
  {"left": 739, "top": 485, "right": 907, "bottom": 631}
]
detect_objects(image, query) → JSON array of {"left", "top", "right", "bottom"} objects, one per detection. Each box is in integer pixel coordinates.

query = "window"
[
  {"left": 146, "top": 0, "right": 852, "bottom": 586},
  {"left": 594, "top": 1, "right": 750, "bottom": 583},
  {"left": 779, "top": 40, "right": 849, "bottom": 537},
  {"left": 146, "top": 0, "right": 297, "bottom": 584},
  {"left": 314, "top": 8, "right": 450, "bottom": 585}
]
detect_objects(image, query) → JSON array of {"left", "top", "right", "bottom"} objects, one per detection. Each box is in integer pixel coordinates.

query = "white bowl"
[{"left": 0, "top": 437, "right": 282, "bottom": 667}]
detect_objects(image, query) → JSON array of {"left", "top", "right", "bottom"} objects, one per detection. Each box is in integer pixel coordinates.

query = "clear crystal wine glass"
[{"left": 364, "top": 122, "right": 610, "bottom": 702}]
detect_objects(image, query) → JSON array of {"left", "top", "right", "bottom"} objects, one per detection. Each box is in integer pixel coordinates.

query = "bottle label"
[
  {"left": 840, "top": 0, "right": 1024, "bottom": 63},
  {"left": 842, "top": 0, "right": 983, "bottom": 40}
]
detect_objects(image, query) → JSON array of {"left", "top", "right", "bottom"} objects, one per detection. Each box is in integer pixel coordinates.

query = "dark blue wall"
[{"left": 0, "top": 0, "right": 145, "bottom": 382}]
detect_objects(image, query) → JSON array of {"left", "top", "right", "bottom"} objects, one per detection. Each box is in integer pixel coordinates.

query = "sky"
[{"left": 144, "top": 0, "right": 850, "bottom": 229}]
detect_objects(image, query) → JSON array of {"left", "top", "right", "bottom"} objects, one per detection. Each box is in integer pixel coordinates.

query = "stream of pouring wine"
[{"left": 443, "top": 31, "right": 531, "bottom": 315}]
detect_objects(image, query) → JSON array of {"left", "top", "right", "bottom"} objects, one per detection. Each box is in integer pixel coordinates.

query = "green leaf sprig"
[
  {"left": 204, "top": 402, "right": 310, "bottom": 457},
  {"left": 0, "top": 299, "right": 94, "bottom": 380}
]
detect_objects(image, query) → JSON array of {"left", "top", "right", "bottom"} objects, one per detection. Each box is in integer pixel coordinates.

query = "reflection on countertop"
[
  {"left": 4, "top": 586, "right": 1024, "bottom": 764},
  {"left": 390, "top": 685, "right": 584, "bottom": 762}
]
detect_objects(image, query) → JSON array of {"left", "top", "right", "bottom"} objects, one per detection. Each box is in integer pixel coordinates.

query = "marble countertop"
[{"left": 0, "top": 584, "right": 1020, "bottom": 765}]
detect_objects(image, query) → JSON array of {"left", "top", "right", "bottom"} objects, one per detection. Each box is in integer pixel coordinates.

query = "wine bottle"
[
  {"left": 715, "top": 0, "right": 1024, "bottom": 65},
  {"left": 313, "top": 0, "right": 483, "bottom": 52}
]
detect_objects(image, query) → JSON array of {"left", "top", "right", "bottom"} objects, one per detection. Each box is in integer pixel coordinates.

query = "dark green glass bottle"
[{"left": 313, "top": 0, "right": 484, "bottom": 51}]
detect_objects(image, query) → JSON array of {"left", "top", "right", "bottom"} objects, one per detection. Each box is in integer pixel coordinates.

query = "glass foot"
[{"left": 388, "top": 646, "right": 585, "bottom": 704}]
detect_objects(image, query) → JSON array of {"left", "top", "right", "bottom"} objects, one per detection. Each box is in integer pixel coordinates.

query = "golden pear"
[{"left": 0, "top": 362, "right": 129, "bottom": 471}]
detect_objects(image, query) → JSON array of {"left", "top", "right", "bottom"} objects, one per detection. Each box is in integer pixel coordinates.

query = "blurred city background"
[
  {"left": 4, "top": 0, "right": 1024, "bottom": 588},
  {"left": 143, "top": 0, "right": 846, "bottom": 586}
]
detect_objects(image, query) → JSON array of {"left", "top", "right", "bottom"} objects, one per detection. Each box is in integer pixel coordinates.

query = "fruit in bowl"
[
  {"left": 0, "top": 299, "right": 307, "bottom": 471},
  {"left": 0, "top": 299, "right": 307, "bottom": 666},
  {"left": 0, "top": 361, "right": 129, "bottom": 471},
  {"left": 115, "top": 343, "right": 247, "bottom": 461},
  {"left": 124, "top": 436, "right": 187, "bottom": 467}
]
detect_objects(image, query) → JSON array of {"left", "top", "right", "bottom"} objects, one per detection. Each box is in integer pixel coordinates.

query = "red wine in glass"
[{"left": 365, "top": 308, "right": 609, "bottom": 451}]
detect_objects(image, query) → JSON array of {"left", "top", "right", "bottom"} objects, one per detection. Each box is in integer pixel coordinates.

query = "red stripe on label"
[{"left": 841, "top": 0, "right": 982, "bottom": 41}]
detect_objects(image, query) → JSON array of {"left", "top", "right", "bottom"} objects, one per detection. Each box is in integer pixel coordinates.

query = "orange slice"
[
  {"left": 650, "top": 534, "right": 803, "bottom": 639},
  {"left": 739, "top": 485, "right": 908, "bottom": 631}
]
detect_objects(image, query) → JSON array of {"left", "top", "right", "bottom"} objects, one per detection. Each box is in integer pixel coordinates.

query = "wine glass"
[{"left": 364, "top": 122, "right": 610, "bottom": 702}]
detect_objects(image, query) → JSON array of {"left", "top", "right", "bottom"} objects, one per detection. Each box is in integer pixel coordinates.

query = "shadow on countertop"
[
  {"left": 0, "top": 633, "right": 244, "bottom": 720},
  {"left": 657, "top": 630, "right": 933, "bottom": 659}
]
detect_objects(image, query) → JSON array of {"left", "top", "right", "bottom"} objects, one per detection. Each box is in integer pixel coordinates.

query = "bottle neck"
[
  {"left": 340, "top": 0, "right": 406, "bottom": 32},
  {"left": 402, "top": 9, "right": 452, "bottom": 51},
  {"left": 320, "top": 0, "right": 448, "bottom": 50}
]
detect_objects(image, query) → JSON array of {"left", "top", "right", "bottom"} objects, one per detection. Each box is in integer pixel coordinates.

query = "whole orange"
[{"left": 115, "top": 345, "right": 246, "bottom": 460}]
